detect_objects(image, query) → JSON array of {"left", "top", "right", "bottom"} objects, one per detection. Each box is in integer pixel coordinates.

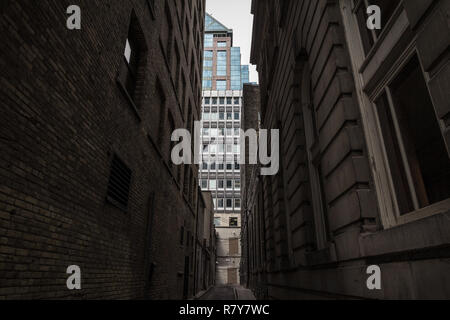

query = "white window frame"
[{"left": 340, "top": 0, "right": 450, "bottom": 228}]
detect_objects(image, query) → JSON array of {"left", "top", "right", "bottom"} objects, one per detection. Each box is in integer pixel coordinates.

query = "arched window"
[{"left": 298, "top": 61, "right": 331, "bottom": 250}]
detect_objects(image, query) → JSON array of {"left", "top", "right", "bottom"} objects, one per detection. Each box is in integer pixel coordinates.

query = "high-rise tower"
[{"left": 200, "top": 13, "right": 250, "bottom": 285}]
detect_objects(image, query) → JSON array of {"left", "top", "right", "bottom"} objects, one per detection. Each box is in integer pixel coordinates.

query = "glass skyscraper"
[{"left": 200, "top": 13, "right": 250, "bottom": 285}]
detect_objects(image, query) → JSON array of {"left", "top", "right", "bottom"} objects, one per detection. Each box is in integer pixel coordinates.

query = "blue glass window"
[
  {"left": 204, "top": 34, "right": 213, "bottom": 48},
  {"left": 217, "top": 51, "right": 227, "bottom": 77},
  {"left": 216, "top": 80, "right": 227, "bottom": 91}
]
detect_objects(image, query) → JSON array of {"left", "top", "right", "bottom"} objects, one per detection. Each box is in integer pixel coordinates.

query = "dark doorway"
[{"left": 183, "top": 256, "right": 190, "bottom": 299}]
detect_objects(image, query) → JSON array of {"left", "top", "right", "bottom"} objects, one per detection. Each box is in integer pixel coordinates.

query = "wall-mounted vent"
[{"left": 106, "top": 155, "right": 132, "bottom": 211}]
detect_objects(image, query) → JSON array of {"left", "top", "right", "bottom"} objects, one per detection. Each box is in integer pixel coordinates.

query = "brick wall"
[{"left": 0, "top": 0, "right": 206, "bottom": 300}]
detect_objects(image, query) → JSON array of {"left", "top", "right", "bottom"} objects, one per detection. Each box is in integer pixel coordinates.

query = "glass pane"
[
  {"left": 389, "top": 55, "right": 450, "bottom": 211},
  {"left": 356, "top": 4, "right": 375, "bottom": 55},
  {"left": 376, "top": 92, "right": 415, "bottom": 215},
  {"left": 368, "top": 0, "right": 401, "bottom": 36}
]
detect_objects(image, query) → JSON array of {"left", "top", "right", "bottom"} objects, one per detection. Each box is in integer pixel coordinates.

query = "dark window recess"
[
  {"left": 279, "top": 0, "right": 289, "bottom": 28},
  {"left": 376, "top": 93, "right": 415, "bottom": 214},
  {"left": 146, "top": 0, "right": 155, "bottom": 19},
  {"left": 356, "top": 0, "right": 402, "bottom": 55},
  {"left": 355, "top": 3, "right": 375, "bottom": 55},
  {"left": 376, "top": 55, "right": 450, "bottom": 215},
  {"left": 180, "top": 226, "right": 185, "bottom": 246},
  {"left": 230, "top": 217, "right": 238, "bottom": 227},
  {"left": 106, "top": 155, "right": 132, "bottom": 211},
  {"left": 118, "top": 11, "right": 148, "bottom": 110},
  {"left": 368, "top": 0, "right": 401, "bottom": 36}
]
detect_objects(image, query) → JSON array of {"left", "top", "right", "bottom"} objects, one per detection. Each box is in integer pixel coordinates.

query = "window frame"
[{"left": 340, "top": 0, "right": 450, "bottom": 228}]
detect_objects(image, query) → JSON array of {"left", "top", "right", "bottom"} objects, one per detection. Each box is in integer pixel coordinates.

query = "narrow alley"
[{"left": 199, "top": 286, "right": 256, "bottom": 301}]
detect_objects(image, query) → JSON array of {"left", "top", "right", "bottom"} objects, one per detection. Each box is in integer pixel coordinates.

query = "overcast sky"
[{"left": 205, "top": 0, "right": 258, "bottom": 84}]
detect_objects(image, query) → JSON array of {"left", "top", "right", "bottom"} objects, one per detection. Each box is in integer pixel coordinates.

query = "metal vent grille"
[{"left": 106, "top": 155, "right": 132, "bottom": 211}]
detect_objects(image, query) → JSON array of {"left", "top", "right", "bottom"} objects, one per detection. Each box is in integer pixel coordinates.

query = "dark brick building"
[
  {"left": 242, "top": 0, "right": 450, "bottom": 299},
  {"left": 0, "top": 0, "right": 210, "bottom": 299}
]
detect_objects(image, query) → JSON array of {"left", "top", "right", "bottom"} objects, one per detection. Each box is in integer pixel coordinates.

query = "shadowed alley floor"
[{"left": 199, "top": 285, "right": 256, "bottom": 300}]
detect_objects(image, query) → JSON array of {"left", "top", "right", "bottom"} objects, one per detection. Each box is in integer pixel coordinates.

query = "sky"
[{"left": 205, "top": 0, "right": 258, "bottom": 84}]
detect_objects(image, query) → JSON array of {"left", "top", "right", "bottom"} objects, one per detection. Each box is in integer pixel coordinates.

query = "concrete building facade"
[
  {"left": 242, "top": 0, "right": 450, "bottom": 299},
  {"left": 0, "top": 0, "right": 213, "bottom": 300},
  {"left": 199, "top": 14, "right": 250, "bottom": 285}
]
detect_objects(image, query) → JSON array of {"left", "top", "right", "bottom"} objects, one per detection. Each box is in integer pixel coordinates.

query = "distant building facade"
[
  {"left": 243, "top": 0, "right": 450, "bottom": 299},
  {"left": 194, "top": 192, "right": 217, "bottom": 294},
  {"left": 199, "top": 14, "right": 250, "bottom": 285},
  {"left": 0, "top": 0, "right": 211, "bottom": 300}
]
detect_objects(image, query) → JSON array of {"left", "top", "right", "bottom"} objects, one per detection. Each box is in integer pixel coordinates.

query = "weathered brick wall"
[
  {"left": 0, "top": 0, "right": 206, "bottom": 300},
  {"left": 240, "top": 84, "right": 261, "bottom": 286}
]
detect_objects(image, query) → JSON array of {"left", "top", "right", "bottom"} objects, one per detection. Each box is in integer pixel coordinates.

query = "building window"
[
  {"left": 167, "top": 113, "right": 176, "bottom": 168},
  {"left": 226, "top": 199, "right": 233, "bottom": 208},
  {"left": 298, "top": 61, "right": 331, "bottom": 250},
  {"left": 180, "top": 226, "right": 184, "bottom": 246},
  {"left": 106, "top": 155, "right": 132, "bottom": 212},
  {"left": 229, "top": 217, "right": 238, "bottom": 227},
  {"left": 234, "top": 97, "right": 240, "bottom": 105},
  {"left": 216, "top": 80, "right": 227, "bottom": 91},
  {"left": 342, "top": 0, "right": 450, "bottom": 227},
  {"left": 227, "top": 97, "right": 232, "bottom": 105},
  {"left": 235, "top": 199, "right": 241, "bottom": 209},
  {"left": 201, "top": 180, "right": 207, "bottom": 189},
  {"left": 219, "top": 97, "right": 225, "bottom": 105},
  {"left": 217, "top": 51, "right": 227, "bottom": 77},
  {"left": 217, "top": 41, "right": 227, "bottom": 47},
  {"left": 235, "top": 180, "right": 241, "bottom": 189},
  {"left": 212, "top": 97, "right": 218, "bottom": 105},
  {"left": 204, "top": 97, "right": 210, "bottom": 105},
  {"left": 204, "top": 34, "right": 213, "bottom": 47},
  {"left": 226, "top": 180, "right": 233, "bottom": 189},
  {"left": 352, "top": 0, "right": 402, "bottom": 55},
  {"left": 375, "top": 55, "right": 450, "bottom": 215},
  {"left": 218, "top": 180, "right": 224, "bottom": 189},
  {"left": 214, "top": 217, "right": 221, "bottom": 226},
  {"left": 118, "top": 12, "right": 148, "bottom": 109},
  {"left": 183, "top": 167, "right": 190, "bottom": 196},
  {"left": 146, "top": 0, "right": 155, "bottom": 19}
]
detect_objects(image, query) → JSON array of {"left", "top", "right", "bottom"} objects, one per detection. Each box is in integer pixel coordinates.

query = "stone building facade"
[
  {"left": 0, "top": 0, "right": 211, "bottom": 299},
  {"left": 243, "top": 0, "right": 450, "bottom": 299}
]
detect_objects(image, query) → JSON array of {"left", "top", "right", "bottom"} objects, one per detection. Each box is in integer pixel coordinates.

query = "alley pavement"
[{"left": 199, "top": 285, "right": 256, "bottom": 300}]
